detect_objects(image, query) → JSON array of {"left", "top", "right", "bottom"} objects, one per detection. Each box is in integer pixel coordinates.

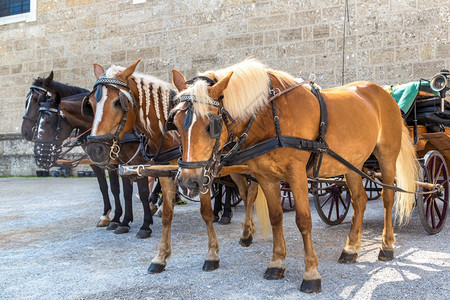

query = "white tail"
[
  {"left": 395, "top": 123, "right": 419, "bottom": 225},
  {"left": 254, "top": 185, "right": 271, "bottom": 239}
]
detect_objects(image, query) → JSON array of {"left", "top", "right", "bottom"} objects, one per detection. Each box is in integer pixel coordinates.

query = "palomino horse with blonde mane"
[
  {"left": 82, "top": 60, "right": 259, "bottom": 273},
  {"left": 170, "top": 59, "right": 418, "bottom": 293}
]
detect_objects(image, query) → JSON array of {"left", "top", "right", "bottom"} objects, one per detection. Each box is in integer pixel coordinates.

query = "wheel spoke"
[
  {"left": 335, "top": 194, "right": 341, "bottom": 219},
  {"left": 433, "top": 163, "right": 444, "bottom": 185},
  {"left": 321, "top": 194, "right": 333, "bottom": 209},
  {"left": 433, "top": 200, "right": 443, "bottom": 221},
  {"left": 327, "top": 194, "right": 335, "bottom": 220},
  {"left": 430, "top": 200, "right": 436, "bottom": 229}
]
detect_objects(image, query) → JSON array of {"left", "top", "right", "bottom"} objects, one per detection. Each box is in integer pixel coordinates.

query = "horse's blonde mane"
[
  {"left": 106, "top": 65, "right": 175, "bottom": 132},
  {"left": 178, "top": 59, "right": 298, "bottom": 121}
]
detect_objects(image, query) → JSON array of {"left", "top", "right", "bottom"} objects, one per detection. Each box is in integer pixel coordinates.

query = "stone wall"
[{"left": 0, "top": 0, "right": 449, "bottom": 175}]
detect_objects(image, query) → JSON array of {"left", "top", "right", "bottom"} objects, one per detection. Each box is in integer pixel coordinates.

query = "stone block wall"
[{"left": 0, "top": 0, "right": 449, "bottom": 175}]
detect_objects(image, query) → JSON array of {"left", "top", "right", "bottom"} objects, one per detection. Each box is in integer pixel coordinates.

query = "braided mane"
[{"left": 105, "top": 65, "right": 175, "bottom": 133}]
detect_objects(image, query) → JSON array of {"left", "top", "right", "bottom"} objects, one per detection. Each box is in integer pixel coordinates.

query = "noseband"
[
  {"left": 34, "top": 103, "right": 64, "bottom": 169},
  {"left": 86, "top": 76, "right": 137, "bottom": 162}
]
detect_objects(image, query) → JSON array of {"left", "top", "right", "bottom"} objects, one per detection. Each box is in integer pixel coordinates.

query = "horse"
[
  {"left": 82, "top": 60, "right": 260, "bottom": 273},
  {"left": 34, "top": 91, "right": 157, "bottom": 238},
  {"left": 21, "top": 72, "right": 142, "bottom": 232},
  {"left": 169, "top": 58, "right": 418, "bottom": 293}
]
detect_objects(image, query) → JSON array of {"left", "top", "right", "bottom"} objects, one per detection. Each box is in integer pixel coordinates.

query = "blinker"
[
  {"left": 183, "top": 109, "right": 193, "bottom": 130},
  {"left": 95, "top": 86, "right": 103, "bottom": 102},
  {"left": 208, "top": 113, "right": 222, "bottom": 139}
]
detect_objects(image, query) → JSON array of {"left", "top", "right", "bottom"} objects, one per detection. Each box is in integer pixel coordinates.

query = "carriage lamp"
[
  {"left": 430, "top": 70, "right": 449, "bottom": 92},
  {"left": 430, "top": 70, "right": 449, "bottom": 113}
]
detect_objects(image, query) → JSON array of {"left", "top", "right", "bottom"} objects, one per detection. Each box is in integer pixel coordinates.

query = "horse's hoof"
[
  {"left": 106, "top": 222, "right": 119, "bottom": 230},
  {"left": 300, "top": 279, "right": 322, "bottom": 293},
  {"left": 136, "top": 228, "right": 152, "bottom": 239},
  {"left": 150, "top": 203, "right": 158, "bottom": 216},
  {"left": 239, "top": 236, "right": 253, "bottom": 247},
  {"left": 378, "top": 248, "right": 394, "bottom": 261},
  {"left": 338, "top": 251, "right": 358, "bottom": 264},
  {"left": 97, "top": 219, "right": 110, "bottom": 227},
  {"left": 263, "top": 267, "right": 285, "bottom": 280},
  {"left": 148, "top": 263, "right": 165, "bottom": 273},
  {"left": 202, "top": 260, "right": 220, "bottom": 271},
  {"left": 218, "top": 216, "right": 231, "bottom": 224},
  {"left": 213, "top": 215, "right": 219, "bottom": 222},
  {"left": 114, "top": 226, "right": 130, "bottom": 234}
]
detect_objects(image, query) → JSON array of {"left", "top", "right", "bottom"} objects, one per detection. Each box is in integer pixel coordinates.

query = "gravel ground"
[{"left": 0, "top": 177, "right": 449, "bottom": 300}]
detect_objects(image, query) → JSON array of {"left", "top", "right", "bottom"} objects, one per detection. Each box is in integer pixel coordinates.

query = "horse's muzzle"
[
  {"left": 178, "top": 169, "right": 204, "bottom": 198},
  {"left": 85, "top": 136, "right": 112, "bottom": 167}
]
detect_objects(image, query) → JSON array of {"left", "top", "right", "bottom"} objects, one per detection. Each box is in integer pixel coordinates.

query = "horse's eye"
[{"left": 114, "top": 99, "right": 121, "bottom": 108}]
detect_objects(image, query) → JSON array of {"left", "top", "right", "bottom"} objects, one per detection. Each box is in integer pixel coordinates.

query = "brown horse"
[
  {"left": 82, "top": 60, "right": 259, "bottom": 273},
  {"left": 170, "top": 59, "right": 418, "bottom": 293}
]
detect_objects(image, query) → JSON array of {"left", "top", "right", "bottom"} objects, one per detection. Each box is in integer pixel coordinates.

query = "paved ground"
[{"left": 0, "top": 177, "right": 449, "bottom": 300}]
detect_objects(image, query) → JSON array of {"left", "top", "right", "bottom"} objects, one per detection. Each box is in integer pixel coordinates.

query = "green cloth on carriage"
[{"left": 384, "top": 81, "right": 437, "bottom": 114}]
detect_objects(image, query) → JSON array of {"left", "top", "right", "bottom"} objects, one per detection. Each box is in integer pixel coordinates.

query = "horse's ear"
[
  {"left": 117, "top": 59, "right": 141, "bottom": 82},
  {"left": 208, "top": 71, "right": 233, "bottom": 100},
  {"left": 93, "top": 64, "right": 105, "bottom": 79},
  {"left": 172, "top": 69, "right": 187, "bottom": 91},
  {"left": 81, "top": 96, "right": 94, "bottom": 118},
  {"left": 44, "top": 71, "right": 54, "bottom": 86}
]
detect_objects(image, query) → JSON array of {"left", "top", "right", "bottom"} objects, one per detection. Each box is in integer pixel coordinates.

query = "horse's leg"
[
  {"left": 254, "top": 176, "right": 286, "bottom": 280},
  {"left": 218, "top": 186, "right": 232, "bottom": 224},
  {"left": 339, "top": 172, "right": 367, "bottom": 263},
  {"left": 230, "top": 174, "right": 257, "bottom": 247},
  {"left": 200, "top": 192, "right": 220, "bottom": 271},
  {"left": 150, "top": 179, "right": 162, "bottom": 216},
  {"left": 148, "top": 176, "right": 177, "bottom": 273},
  {"left": 135, "top": 176, "right": 153, "bottom": 239},
  {"left": 114, "top": 176, "right": 133, "bottom": 234},
  {"left": 106, "top": 168, "right": 122, "bottom": 230},
  {"left": 212, "top": 183, "right": 222, "bottom": 222},
  {"left": 91, "top": 164, "right": 112, "bottom": 227},
  {"left": 374, "top": 153, "right": 397, "bottom": 261},
  {"left": 289, "top": 173, "right": 322, "bottom": 293}
]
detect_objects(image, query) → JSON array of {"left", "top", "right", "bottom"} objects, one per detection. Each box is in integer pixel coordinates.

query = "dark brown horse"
[
  {"left": 82, "top": 60, "right": 260, "bottom": 273},
  {"left": 170, "top": 59, "right": 418, "bottom": 293},
  {"left": 34, "top": 91, "right": 156, "bottom": 238},
  {"left": 22, "top": 73, "right": 154, "bottom": 237}
]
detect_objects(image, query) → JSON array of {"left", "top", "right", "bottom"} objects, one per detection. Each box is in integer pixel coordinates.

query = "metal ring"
[{"left": 136, "top": 165, "right": 144, "bottom": 177}]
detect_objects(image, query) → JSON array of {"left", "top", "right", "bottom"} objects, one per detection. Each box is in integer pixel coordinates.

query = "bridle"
[
  {"left": 23, "top": 85, "right": 53, "bottom": 140},
  {"left": 171, "top": 76, "right": 235, "bottom": 194},
  {"left": 85, "top": 76, "right": 137, "bottom": 162}
]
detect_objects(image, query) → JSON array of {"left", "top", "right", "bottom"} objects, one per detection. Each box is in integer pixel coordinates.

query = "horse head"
[
  {"left": 21, "top": 71, "right": 54, "bottom": 141},
  {"left": 170, "top": 69, "right": 233, "bottom": 198},
  {"left": 84, "top": 60, "right": 140, "bottom": 166},
  {"left": 34, "top": 93, "right": 72, "bottom": 169}
]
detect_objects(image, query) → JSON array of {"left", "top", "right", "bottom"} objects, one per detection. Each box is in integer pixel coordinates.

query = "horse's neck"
[
  {"left": 60, "top": 99, "right": 92, "bottom": 132},
  {"left": 51, "top": 81, "right": 86, "bottom": 98}
]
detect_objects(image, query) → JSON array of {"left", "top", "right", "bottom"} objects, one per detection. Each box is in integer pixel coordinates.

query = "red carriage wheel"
[
  {"left": 280, "top": 182, "right": 296, "bottom": 211},
  {"left": 313, "top": 179, "right": 351, "bottom": 225},
  {"left": 418, "top": 151, "right": 449, "bottom": 234},
  {"left": 364, "top": 178, "right": 382, "bottom": 200}
]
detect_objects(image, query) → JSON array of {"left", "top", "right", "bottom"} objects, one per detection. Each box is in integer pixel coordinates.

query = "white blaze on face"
[
  {"left": 186, "top": 113, "right": 196, "bottom": 161},
  {"left": 91, "top": 86, "right": 108, "bottom": 136},
  {"left": 37, "top": 114, "right": 45, "bottom": 138}
]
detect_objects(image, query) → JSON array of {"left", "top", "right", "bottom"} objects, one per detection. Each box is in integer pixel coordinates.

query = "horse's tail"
[
  {"left": 395, "top": 122, "right": 419, "bottom": 225},
  {"left": 254, "top": 185, "right": 271, "bottom": 239}
]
